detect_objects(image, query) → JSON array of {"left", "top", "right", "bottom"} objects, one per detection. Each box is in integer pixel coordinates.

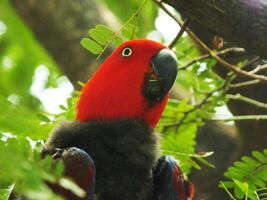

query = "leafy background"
[{"left": 0, "top": 0, "right": 266, "bottom": 199}]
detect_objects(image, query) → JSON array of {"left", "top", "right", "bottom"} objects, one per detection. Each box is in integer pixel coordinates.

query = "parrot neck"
[{"left": 76, "top": 79, "right": 168, "bottom": 128}]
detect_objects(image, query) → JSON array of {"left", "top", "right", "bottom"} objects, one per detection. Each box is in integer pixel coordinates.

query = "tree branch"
[
  {"left": 227, "top": 94, "right": 267, "bottom": 110},
  {"left": 180, "top": 47, "right": 245, "bottom": 70},
  {"left": 154, "top": 0, "right": 267, "bottom": 83},
  {"left": 210, "top": 115, "right": 267, "bottom": 122},
  {"left": 168, "top": 18, "right": 189, "bottom": 49},
  {"left": 163, "top": 0, "right": 267, "bottom": 58},
  {"left": 230, "top": 80, "right": 261, "bottom": 89}
]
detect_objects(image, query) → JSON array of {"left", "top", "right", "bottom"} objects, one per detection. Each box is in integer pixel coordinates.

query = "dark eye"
[{"left": 121, "top": 47, "right": 132, "bottom": 57}]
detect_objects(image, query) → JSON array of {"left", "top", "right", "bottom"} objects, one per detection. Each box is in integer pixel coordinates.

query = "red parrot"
[{"left": 10, "top": 39, "right": 195, "bottom": 200}]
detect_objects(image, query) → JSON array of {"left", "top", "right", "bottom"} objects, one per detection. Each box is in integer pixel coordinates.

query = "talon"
[
  {"left": 41, "top": 148, "right": 58, "bottom": 158},
  {"left": 51, "top": 148, "right": 64, "bottom": 160},
  {"left": 52, "top": 151, "right": 63, "bottom": 160},
  {"left": 55, "top": 148, "right": 64, "bottom": 153}
]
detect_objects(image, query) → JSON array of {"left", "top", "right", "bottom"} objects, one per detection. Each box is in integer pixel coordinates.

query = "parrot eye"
[{"left": 121, "top": 47, "right": 132, "bottom": 57}]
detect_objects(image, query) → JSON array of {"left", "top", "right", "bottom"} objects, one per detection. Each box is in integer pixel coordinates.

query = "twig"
[
  {"left": 249, "top": 64, "right": 267, "bottom": 74},
  {"left": 227, "top": 94, "right": 267, "bottom": 110},
  {"left": 219, "top": 181, "right": 237, "bottom": 200},
  {"left": 168, "top": 18, "right": 189, "bottom": 49},
  {"left": 96, "top": 0, "right": 148, "bottom": 60},
  {"left": 163, "top": 74, "right": 234, "bottom": 130},
  {"left": 243, "top": 56, "right": 260, "bottom": 70},
  {"left": 162, "top": 149, "right": 214, "bottom": 158},
  {"left": 230, "top": 79, "right": 261, "bottom": 89},
  {"left": 180, "top": 47, "right": 245, "bottom": 70},
  {"left": 153, "top": 0, "right": 267, "bottom": 83},
  {"left": 209, "top": 115, "right": 267, "bottom": 122}
]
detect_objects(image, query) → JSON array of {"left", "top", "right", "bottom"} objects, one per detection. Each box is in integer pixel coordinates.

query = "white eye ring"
[{"left": 121, "top": 47, "right": 132, "bottom": 57}]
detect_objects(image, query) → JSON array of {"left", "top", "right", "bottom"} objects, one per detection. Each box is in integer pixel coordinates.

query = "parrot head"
[{"left": 77, "top": 39, "right": 178, "bottom": 127}]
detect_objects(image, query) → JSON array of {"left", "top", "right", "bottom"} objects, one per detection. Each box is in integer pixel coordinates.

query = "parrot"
[{"left": 9, "top": 39, "right": 195, "bottom": 200}]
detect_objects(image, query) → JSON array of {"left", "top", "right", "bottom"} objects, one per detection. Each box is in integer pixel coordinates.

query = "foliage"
[
  {"left": 101, "top": 0, "right": 157, "bottom": 35},
  {"left": 0, "top": 0, "right": 266, "bottom": 199},
  {"left": 220, "top": 149, "right": 267, "bottom": 200},
  {"left": 0, "top": 136, "right": 64, "bottom": 200},
  {"left": 158, "top": 99, "right": 215, "bottom": 174},
  {"left": 0, "top": 0, "right": 78, "bottom": 199},
  {"left": 0, "top": 0, "right": 59, "bottom": 108},
  {"left": 81, "top": 0, "right": 145, "bottom": 58}
]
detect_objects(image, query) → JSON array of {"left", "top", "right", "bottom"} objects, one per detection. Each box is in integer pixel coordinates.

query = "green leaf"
[
  {"left": 196, "top": 157, "right": 215, "bottom": 168},
  {"left": 88, "top": 25, "right": 114, "bottom": 46},
  {"left": 121, "top": 23, "right": 139, "bottom": 39},
  {"left": 36, "top": 113, "right": 51, "bottom": 123},
  {"left": 252, "top": 151, "right": 267, "bottom": 164},
  {"left": 114, "top": 35, "right": 124, "bottom": 46},
  {"left": 233, "top": 179, "right": 249, "bottom": 195},
  {"left": 80, "top": 38, "right": 102, "bottom": 55},
  {"left": 161, "top": 123, "right": 198, "bottom": 174},
  {"left": 95, "top": 25, "right": 114, "bottom": 38},
  {"left": 221, "top": 149, "right": 267, "bottom": 199}
]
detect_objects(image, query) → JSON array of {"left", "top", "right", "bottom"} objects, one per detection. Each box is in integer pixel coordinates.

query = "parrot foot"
[
  {"left": 44, "top": 147, "right": 96, "bottom": 200},
  {"left": 153, "top": 155, "right": 195, "bottom": 200},
  {"left": 9, "top": 147, "right": 95, "bottom": 200}
]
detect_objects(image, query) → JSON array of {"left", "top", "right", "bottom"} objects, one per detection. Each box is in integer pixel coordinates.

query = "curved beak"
[{"left": 144, "top": 49, "right": 178, "bottom": 102}]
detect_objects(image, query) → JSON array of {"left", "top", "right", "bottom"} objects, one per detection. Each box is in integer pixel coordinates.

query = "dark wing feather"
[{"left": 153, "top": 155, "right": 195, "bottom": 200}]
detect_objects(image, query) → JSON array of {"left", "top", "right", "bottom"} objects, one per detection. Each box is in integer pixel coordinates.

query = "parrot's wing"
[{"left": 153, "top": 155, "right": 195, "bottom": 200}]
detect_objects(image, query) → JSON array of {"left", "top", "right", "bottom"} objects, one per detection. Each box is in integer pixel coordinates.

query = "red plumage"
[{"left": 76, "top": 39, "right": 168, "bottom": 127}]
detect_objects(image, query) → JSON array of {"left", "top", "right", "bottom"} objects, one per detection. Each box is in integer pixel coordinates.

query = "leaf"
[
  {"left": 114, "top": 35, "right": 124, "bottom": 46},
  {"left": 221, "top": 149, "right": 267, "bottom": 199},
  {"left": 36, "top": 113, "right": 51, "bottom": 123},
  {"left": 95, "top": 25, "right": 114, "bottom": 38},
  {"left": 80, "top": 38, "right": 102, "bottom": 55},
  {"left": 121, "top": 23, "right": 139, "bottom": 39},
  {"left": 161, "top": 123, "right": 198, "bottom": 174},
  {"left": 196, "top": 157, "right": 215, "bottom": 168},
  {"left": 88, "top": 25, "right": 114, "bottom": 46},
  {"left": 233, "top": 179, "right": 249, "bottom": 195}
]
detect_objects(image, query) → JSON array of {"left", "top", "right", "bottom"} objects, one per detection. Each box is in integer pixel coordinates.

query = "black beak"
[{"left": 144, "top": 49, "right": 178, "bottom": 102}]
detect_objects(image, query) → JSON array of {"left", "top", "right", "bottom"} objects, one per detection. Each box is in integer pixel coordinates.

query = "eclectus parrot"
[{"left": 12, "top": 39, "right": 195, "bottom": 200}]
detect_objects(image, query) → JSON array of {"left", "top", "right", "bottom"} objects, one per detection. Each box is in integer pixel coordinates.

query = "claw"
[
  {"left": 47, "top": 147, "right": 95, "bottom": 200},
  {"left": 52, "top": 148, "right": 64, "bottom": 160}
]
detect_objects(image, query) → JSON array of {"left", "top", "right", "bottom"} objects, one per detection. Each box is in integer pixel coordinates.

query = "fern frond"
[
  {"left": 80, "top": 0, "right": 147, "bottom": 58},
  {"left": 256, "top": 187, "right": 267, "bottom": 200},
  {"left": 221, "top": 149, "right": 267, "bottom": 200},
  {"left": 157, "top": 98, "right": 214, "bottom": 174}
]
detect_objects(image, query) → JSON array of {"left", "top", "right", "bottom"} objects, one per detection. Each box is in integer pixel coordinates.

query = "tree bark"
[
  {"left": 163, "top": 0, "right": 267, "bottom": 58},
  {"left": 11, "top": 0, "right": 118, "bottom": 88}
]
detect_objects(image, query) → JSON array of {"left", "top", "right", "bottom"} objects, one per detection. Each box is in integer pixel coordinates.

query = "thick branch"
[
  {"left": 154, "top": 0, "right": 267, "bottom": 83},
  {"left": 163, "top": 0, "right": 267, "bottom": 58}
]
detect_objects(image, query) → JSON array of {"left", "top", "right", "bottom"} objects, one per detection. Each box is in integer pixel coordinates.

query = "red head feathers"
[{"left": 76, "top": 39, "right": 178, "bottom": 128}]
